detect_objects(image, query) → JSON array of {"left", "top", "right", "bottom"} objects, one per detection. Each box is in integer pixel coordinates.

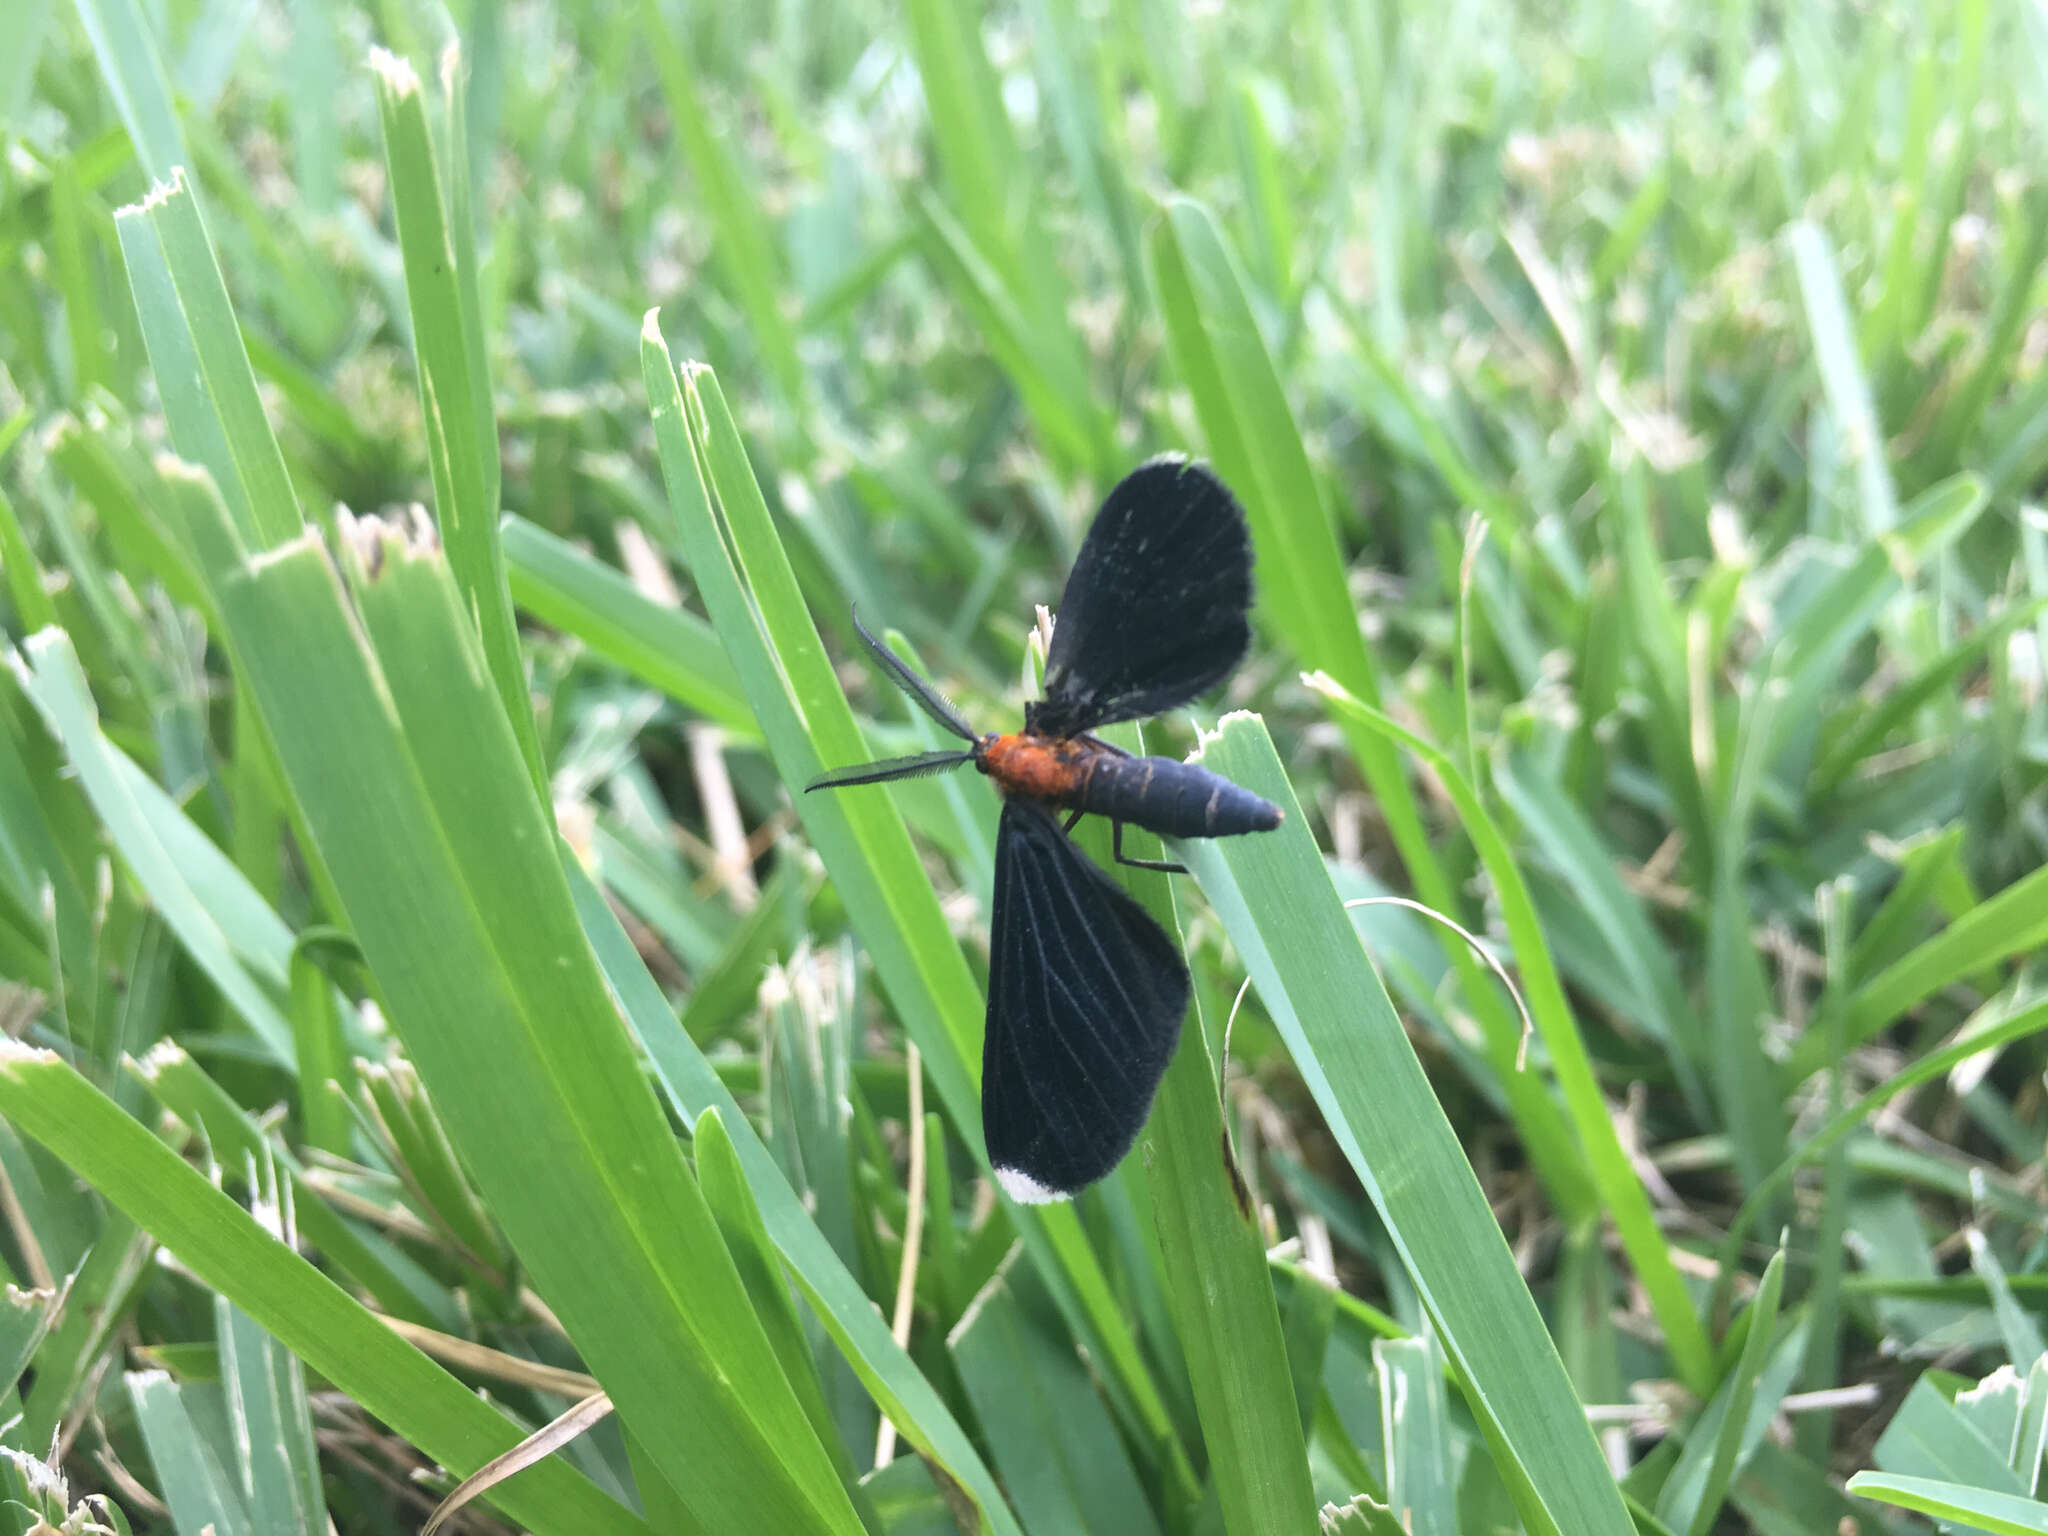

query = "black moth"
[{"left": 809, "top": 457, "right": 1281, "bottom": 1201}]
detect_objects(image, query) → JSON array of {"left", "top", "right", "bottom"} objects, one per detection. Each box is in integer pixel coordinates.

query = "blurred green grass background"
[{"left": 1, "top": 0, "right": 2046, "bottom": 1532}]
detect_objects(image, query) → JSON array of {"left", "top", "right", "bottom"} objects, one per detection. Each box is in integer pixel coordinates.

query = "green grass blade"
[
  {"left": 370, "top": 49, "right": 545, "bottom": 798},
  {"left": 635, "top": 0, "right": 804, "bottom": 406},
  {"left": 1788, "top": 221, "right": 1897, "bottom": 534},
  {"left": 113, "top": 172, "right": 302, "bottom": 547},
  {"left": 1789, "top": 862, "right": 2048, "bottom": 1081},
  {"left": 1177, "top": 714, "right": 1634, "bottom": 1536},
  {"left": 1764, "top": 474, "right": 1986, "bottom": 756},
  {"left": 914, "top": 193, "right": 1112, "bottom": 474},
  {"left": 0, "top": 1282, "right": 62, "bottom": 1400},
  {"left": 948, "top": 1268, "right": 1162, "bottom": 1536},
  {"left": 1712, "top": 994, "right": 2048, "bottom": 1317},
  {"left": 134, "top": 1041, "right": 456, "bottom": 1331},
  {"left": 127, "top": 1369, "right": 254, "bottom": 1536},
  {"left": 904, "top": 0, "right": 1018, "bottom": 262},
  {"left": 1965, "top": 1228, "right": 2047, "bottom": 1371},
  {"left": 217, "top": 1270, "right": 330, "bottom": 1536},
  {"left": 214, "top": 521, "right": 863, "bottom": 1532},
  {"left": 1811, "top": 593, "right": 2048, "bottom": 798},
  {"left": 1311, "top": 677, "right": 1712, "bottom": 1390},
  {"left": 571, "top": 865, "right": 1025, "bottom": 1536},
  {"left": 1876, "top": 1372, "right": 2028, "bottom": 1492},
  {"left": 1108, "top": 787, "right": 1318, "bottom": 1536},
  {"left": 692, "top": 1106, "right": 879, "bottom": 1532},
  {"left": 15, "top": 631, "right": 294, "bottom": 1066},
  {"left": 72, "top": 0, "right": 189, "bottom": 183},
  {"left": 501, "top": 513, "right": 756, "bottom": 737},
  {"left": 1846, "top": 1472, "right": 2048, "bottom": 1535},
  {"left": 0, "top": 1046, "right": 651, "bottom": 1534},
  {"left": 1655, "top": 1249, "right": 1786, "bottom": 1536},
  {"left": 1706, "top": 680, "right": 1790, "bottom": 1195},
  {"left": 1147, "top": 196, "right": 1592, "bottom": 1221},
  {"left": 1376, "top": 1334, "right": 1455, "bottom": 1536},
  {"left": 1492, "top": 750, "right": 1706, "bottom": 1098},
  {"left": 0, "top": 475, "right": 59, "bottom": 635},
  {"left": 638, "top": 329, "right": 1194, "bottom": 1499}
]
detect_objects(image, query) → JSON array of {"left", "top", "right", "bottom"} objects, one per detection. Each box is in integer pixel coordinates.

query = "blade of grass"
[
  {"left": 113, "top": 171, "right": 302, "bottom": 548},
  {"left": 635, "top": 0, "right": 804, "bottom": 407},
  {"left": 1787, "top": 861, "right": 2048, "bottom": 1082},
  {"left": 133, "top": 1040, "right": 456, "bottom": 1331},
  {"left": 1788, "top": 221, "right": 1897, "bottom": 535},
  {"left": 1812, "top": 594, "right": 2048, "bottom": 798},
  {"left": 0, "top": 1282, "right": 62, "bottom": 1401},
  {"left": 0, "top": 1045, "right": 652, "bottom": 1534},
  {"left": 1655, "top": 1250, "right": 1787, "bottom": 1536},
  {"left": 693, "top": 1107, "right": 879, "bottom": 1532},
  {"left": 948, "top": 1263, "right": 1164, "bottom": 1536},
  {"left": 1846, "top": 1472, "right": 2048, "bottom": 1534},
  {"left": 572, "top": 862, "right": 1026, "bottom": 1536},
  {"left": 1377, "top": 1333, "right": 1455, "bottom": 1536},
  {"left": 14, "top": 633, "right": 294, "bottom": 1067},
  {"left": 1493, "top": 750, "right": 1709, "bottom": 1111},
  {"left": 371, "top": 49, "right": 545, "bottom": 798},
  {"left": 1711, "top": 994, "right": 2048, "bottom": 1322},
  {"left": 1148, "top": 195, "right": 1594, "bottom": 1222},
  {"left": 1097, "top": 747, "right": 1318, "bottom": 1536},
  {"left": 639, "top": 329, "right": 1197, "bottom": 1500},
  {"left": 72, "top": 0, "right": 190, "bottom": 184},
  {"left": 904, "top": 0, "right": 1018, "bottom": 265},
  {"left": 1309, "top": 677, "right": 1713, "bottom": 1391},
  {"left": 914, "top": 194, "right": 1113, "bottom": 474},
  {"left": 216, "top": 1221, "right": 331, "bottom": 1536},
  {"left": 1707, "top": 679, "right": 1790, "bottom": 1195},
  {"left": 500, "top": 513, "right": 756, "bottom": 737},
  {"left": 1764, "top": 474, "right": 1986, "bottom": 766},
  {"left": 211, "top": 514, "right": 864, "bottom": 1532},
  {"left": 1176, "top": 713, "right": 1635, "bottom": 1536},
  {"left": 127, "top": 1369, "right": 254, "bottom": 1536}
]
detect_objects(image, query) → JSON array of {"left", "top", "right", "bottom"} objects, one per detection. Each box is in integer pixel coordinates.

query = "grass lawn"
[{"left": 1, "top": 1, "right": 2045, "bottom": 1533}]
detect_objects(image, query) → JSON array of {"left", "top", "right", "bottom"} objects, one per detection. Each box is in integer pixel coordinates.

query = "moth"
[{"left": 810, "top": 457, "right": 1280, "bottom": 1201}]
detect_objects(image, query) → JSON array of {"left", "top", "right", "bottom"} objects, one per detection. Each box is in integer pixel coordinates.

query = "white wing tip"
[{"left": 995, "top": 1165, "right": 1070, "bottom": 1205}]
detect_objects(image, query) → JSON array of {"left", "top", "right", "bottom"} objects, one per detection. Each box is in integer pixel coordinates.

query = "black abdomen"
[{"left": 1072, "top": 753, "right": 1281, "bottom": 840}]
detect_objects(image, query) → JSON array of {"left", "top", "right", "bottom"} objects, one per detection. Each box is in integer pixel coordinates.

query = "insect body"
[
  {"left": 807, "top": 457, "right": 1281, "bottom": 1202},
  {"left": 976, "top": 733, "right": 1278, "bottom": 843}
]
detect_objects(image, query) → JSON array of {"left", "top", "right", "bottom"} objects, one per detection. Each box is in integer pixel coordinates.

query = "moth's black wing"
[
  {"left": 982, "top": 798, "right": 1190, "bottom": 1201},
  {"left": 1028, "top": 456, "right": 1253, "bottom": 739}
]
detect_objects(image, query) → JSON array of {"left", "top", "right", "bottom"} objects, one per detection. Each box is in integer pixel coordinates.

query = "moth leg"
[
  {"left": 1112, "top": 820, "right": 1185, "bottom": 875},
  {"left": 1079, "top": 733, "right": 1133, "bottom": 758},
  {"left": 1063, "top": 809, "right": 1085, "bottom": 834}
]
